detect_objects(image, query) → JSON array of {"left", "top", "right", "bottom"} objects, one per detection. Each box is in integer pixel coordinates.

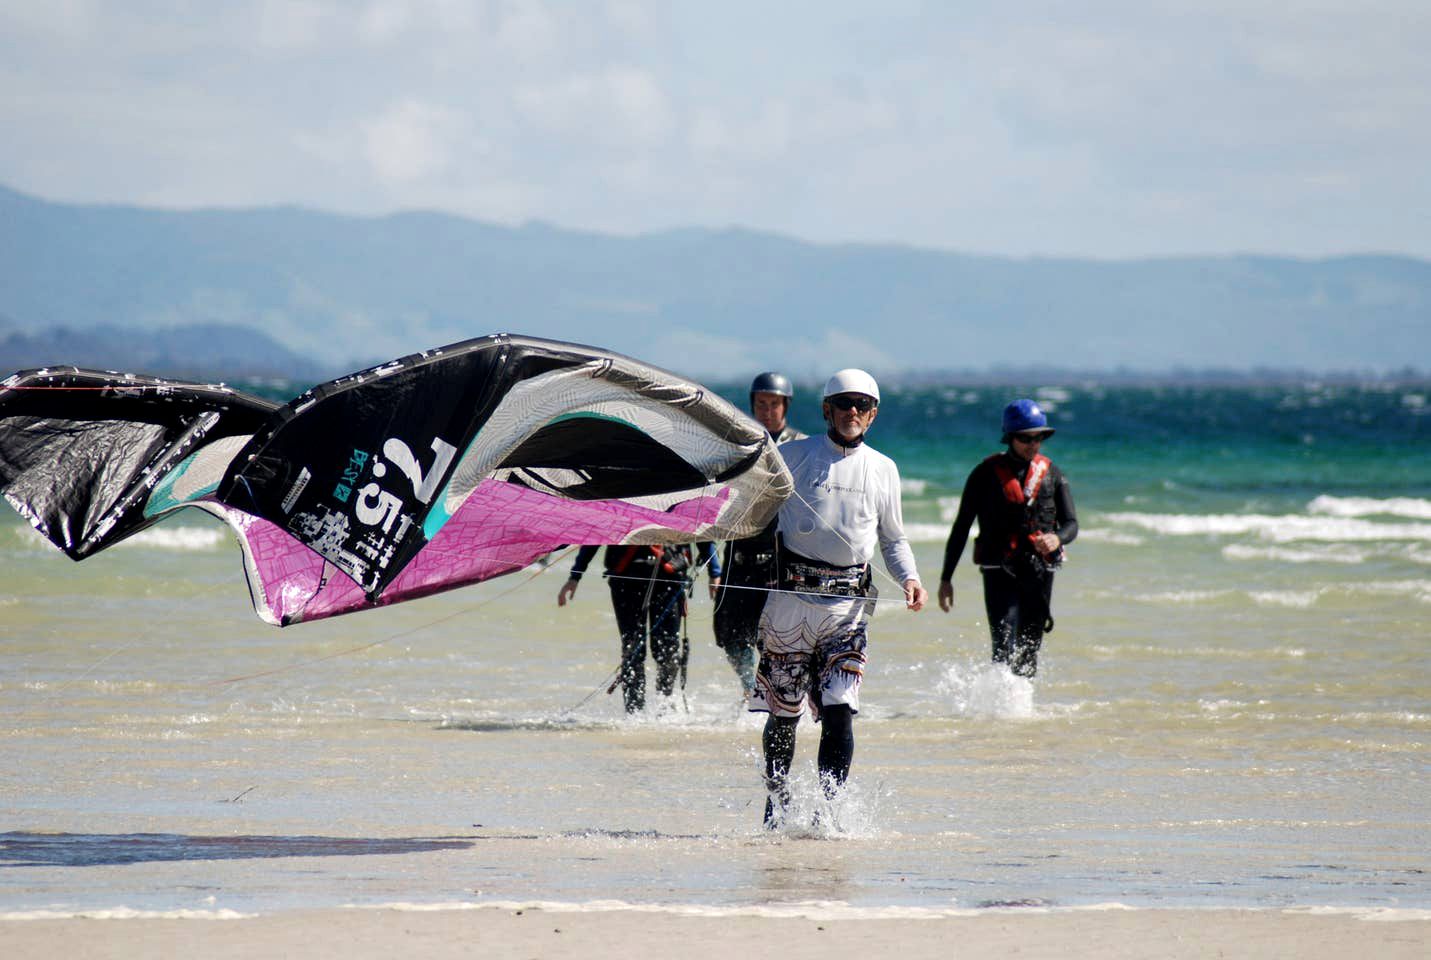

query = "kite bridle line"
[
  {"left": 781, "top": 454, "right": 918, "bottom": 598},
  {"left": 712, "top": 423, "right": 920, "bottom": 602}
]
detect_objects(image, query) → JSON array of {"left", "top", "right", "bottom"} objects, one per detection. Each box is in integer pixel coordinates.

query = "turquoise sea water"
[{"left": 1, "top": 381, "right": 1428, "bottom": 918}]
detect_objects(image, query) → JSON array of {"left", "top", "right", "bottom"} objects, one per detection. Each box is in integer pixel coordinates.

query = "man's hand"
[
  {"left": 904, "top": 579, "right": 928, "bottom": 611},
  {"left": 1032, "top": 532, "right": 1061, "bottom": 557},
  {"left": 557, "top": 578, "right": 578, "bottom": 606},
  {"left": 937, "top": 579, "right": 954, "bottom": 612},
  {"left": 708, "top": 575, "right": 722, "bottom": 600}
]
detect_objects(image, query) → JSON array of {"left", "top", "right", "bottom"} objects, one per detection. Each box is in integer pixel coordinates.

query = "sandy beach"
[{"left": 5, "top": 906, "right": 1430, "bottom": 960}]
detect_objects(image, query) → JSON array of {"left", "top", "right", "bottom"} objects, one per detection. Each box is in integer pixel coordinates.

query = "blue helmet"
[{"left": 1001, "top": 398, "right": 1055, "bottom": 443}]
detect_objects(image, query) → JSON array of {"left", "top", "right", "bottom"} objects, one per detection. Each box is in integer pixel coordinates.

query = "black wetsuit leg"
[
  {"left": 608, "top": 578, "right": 650, "bottom": 712},
  {"left": 816, "top": 703, "right": 854, "bottom": 796},
  {"left": 647, "top": 580, "right": 684, "bottom": 698},
  {"left": 712, "top": 579, "right": 764, "bottom": 692},
  {"left": 981, "top": 568, "right": 1054, "bottom": 677},
  {"left": 762, "top": 714, "right": 798, "bottom": 824}
]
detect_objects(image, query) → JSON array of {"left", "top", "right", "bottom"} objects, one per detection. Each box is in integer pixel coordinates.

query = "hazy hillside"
[
  {"left": 2, "top": 183, "right": 1427, "bottom": 379},
  {"left": 0, "top": 323, "right": 329, "bottom": 383}
]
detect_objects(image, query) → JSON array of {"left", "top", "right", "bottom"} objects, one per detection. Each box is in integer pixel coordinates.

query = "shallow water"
[{"left": 2, "top": 383, "right": 1428, "bottom": 916}]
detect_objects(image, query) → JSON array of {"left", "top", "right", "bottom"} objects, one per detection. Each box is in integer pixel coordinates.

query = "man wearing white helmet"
[{"left": 752, "top": 368, "right": 927, "bottom": 827}]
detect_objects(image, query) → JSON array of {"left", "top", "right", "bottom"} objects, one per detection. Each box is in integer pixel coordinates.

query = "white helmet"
[{"left": 823, "top": 368, "right": 880, "bottom": 402}]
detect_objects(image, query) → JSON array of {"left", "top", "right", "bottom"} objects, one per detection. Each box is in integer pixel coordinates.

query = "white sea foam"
[
  {"left": 1102, "top": 511, "right": 1431, "bottom": 543},
  {"left": 1249, "top": 589, "right": 1322, "bottom": 608},
  {"left": 1307, "top": 495, "right": 1431, "bottom": 520},
  {"left": 1127, "top": 580, "right": 1430, "bottom": 606},
  {"left": 1223, "top": 543, "right": 1370, "bottom": 564},
  {"left": 901, "top": 477, "right": 929, "bottom": 496},
  {"left": 1198, "top": 699, "right": 1248, "bottom": 713},
  {"left": 117, "top": 526, "right": 227, "bottom": 551},
  {"left": 904, "top": 522, "right": 951, "bottom": 543},
  {"left": 1077, "top": 529, "right": 1147, "bottom": 546},
  {"left": 1341, "top": 579, "right": 1431, "bottom": 603},
  {"left": 1128, "top": 589, "right": 1233, "bottom": 605}
]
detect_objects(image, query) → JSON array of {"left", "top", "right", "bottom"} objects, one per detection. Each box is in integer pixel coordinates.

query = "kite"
[{"left": 1, "top": 334, "right": 793, "bottom": 625}]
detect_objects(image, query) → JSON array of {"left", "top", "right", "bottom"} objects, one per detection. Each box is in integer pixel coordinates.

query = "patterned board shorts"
[{"left": 749, "top": 592, "right": 873, "bottom": 718}]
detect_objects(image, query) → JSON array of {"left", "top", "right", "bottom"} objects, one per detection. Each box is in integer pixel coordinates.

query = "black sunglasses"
[
  {"left": 828, "top": 395, "right": 877, "bottom": 413},
  {"left": 1012, "top": 432, "right": 1047, "bottom": 444}
]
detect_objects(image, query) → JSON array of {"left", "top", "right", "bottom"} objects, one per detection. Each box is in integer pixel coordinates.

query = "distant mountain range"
[{"left": 2, "top": 182, "right": 1427, "bottom": 382}]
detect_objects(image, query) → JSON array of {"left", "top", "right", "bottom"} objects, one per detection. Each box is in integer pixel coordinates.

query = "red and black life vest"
[
  {"left": 985, "top": 452, "right": 1059, "bottom": 563},
  {"left": 608, "top": 544, "right": 691, "bottom": 578}
]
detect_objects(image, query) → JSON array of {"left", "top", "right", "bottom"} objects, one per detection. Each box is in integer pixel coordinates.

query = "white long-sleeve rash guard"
[{"left": 775, "top": 434, "right": 920, "bottom": 586}]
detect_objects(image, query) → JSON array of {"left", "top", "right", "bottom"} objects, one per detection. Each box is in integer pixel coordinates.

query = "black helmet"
[{"left": 749, "top": 372, "right": 793, "bottom": 403}]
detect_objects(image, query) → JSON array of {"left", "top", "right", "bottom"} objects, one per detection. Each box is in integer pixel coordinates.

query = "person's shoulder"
[
  {"left": 861, "top": 443, "right": 901, "bottom": 473},
  {"left": 779, "top": 434, "right": 819, "bottom": 457},
  {"left": 970, "top": 452, "right": 1002, "bottom": 474}
]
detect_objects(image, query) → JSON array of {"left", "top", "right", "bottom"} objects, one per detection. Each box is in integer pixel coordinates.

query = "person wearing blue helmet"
[
  {"left": 937, "top": 399, "right": 1078, "bottom": 677},
  {"left": 712, "top": 373, "right": 807, "bottom": 698}
]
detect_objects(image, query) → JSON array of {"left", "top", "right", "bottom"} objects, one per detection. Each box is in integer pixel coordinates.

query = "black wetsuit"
[
  {"left": 940, "top": 452, "right": 1078, "bottom": 677},
  {"left": 570, "top": 543, "right": 719, "bottom": 712},
  {"left": 712, "top": 424, "right": 805, "bottom": 693}
]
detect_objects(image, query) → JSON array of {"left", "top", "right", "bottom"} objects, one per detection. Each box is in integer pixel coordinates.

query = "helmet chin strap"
[{"left": 826, "top": 424, "right": 866, "bottom": 449}]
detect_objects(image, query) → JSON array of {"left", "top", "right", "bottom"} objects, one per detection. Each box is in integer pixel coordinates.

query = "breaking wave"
[{"left": 1100, "top": 512, "right": 1431, "bottom": 543}]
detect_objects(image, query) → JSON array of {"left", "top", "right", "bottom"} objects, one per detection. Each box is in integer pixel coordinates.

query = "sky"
[{"left": 2, "top": 0, "right": 1429, "bottom": 260}]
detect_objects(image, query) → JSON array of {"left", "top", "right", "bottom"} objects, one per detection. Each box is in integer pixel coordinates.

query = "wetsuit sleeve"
[
  {"left": 568, "top": 545, "right": 600, "bottom": 581},
  {"left": 698, "top": 541, "right": 723, "bottom": 579},
  {"left": 939, "top": 466, "right": 982, "bottom": 583},
  {"left": 1054, "top": 469, "right": 1078, "bottom": 547}
]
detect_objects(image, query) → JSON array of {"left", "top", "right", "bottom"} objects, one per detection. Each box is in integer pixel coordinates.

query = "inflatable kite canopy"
[{"left": 0, "top": 334, "right": 793, "bottom": 625}]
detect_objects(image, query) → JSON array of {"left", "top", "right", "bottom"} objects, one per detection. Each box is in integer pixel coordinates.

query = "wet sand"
[{"left": 5, "top": 905, "right": 1429, "bottom": 960}]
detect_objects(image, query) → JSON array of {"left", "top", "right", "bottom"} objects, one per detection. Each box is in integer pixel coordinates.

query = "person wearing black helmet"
[
  {"left": 937, "top": 399, "right": 1078, "bottom": 678},
  {"left": 712, "top": 372, "right": 806, "bottom": 697}
]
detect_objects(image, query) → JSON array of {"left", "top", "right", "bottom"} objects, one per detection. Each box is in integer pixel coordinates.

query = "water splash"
[
  {"left": 936, "top": 661, "right": 1036, "bottom": 720},
  {"left": 760, "top": 772, "right": 891, "bottom": 840}
]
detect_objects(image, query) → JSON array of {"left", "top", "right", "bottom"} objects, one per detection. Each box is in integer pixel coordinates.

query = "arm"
[
  {"left": 698, "top": 540, "right": 723, "bottom": 598},
  {"left": 557, "top": 545, "right": 601, "bottom": 606},
  {"left": 876, "top": 459, "right": 925, "bottom": 611},
  {"left": 938, "top": 467, "right": 981, "bottom": 612},
  {"left": 699, "top": 541, "right": 723, "bottom": 579},
  {"left": 1032, "top": 469, "right": 1078, "bottom": 558},
  {"left": 1053, "top": 471, "right": 1078, "bottom": 547}
]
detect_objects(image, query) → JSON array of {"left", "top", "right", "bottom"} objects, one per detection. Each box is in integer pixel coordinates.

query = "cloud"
[
  {"left": 0, "top": 1, "right": 1428, "bottom": 257},
  {"left": 361, "top": 99, "right": 465, "bottom": 183},
  {"left": 255, "top": 0, "right": 333, "bottom": 51},
  {"left": 514, "top": 65, "right": 673, "bottom": 147}
]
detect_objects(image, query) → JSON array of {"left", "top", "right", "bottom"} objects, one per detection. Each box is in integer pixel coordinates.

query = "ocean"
[{"left": 1, "top": 380, "right": 1428, "bottom": 918}]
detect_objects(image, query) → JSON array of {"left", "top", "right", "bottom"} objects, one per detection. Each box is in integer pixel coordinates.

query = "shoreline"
[{"left": 4, "top": 904, "right": 1429, "bottom": 960}]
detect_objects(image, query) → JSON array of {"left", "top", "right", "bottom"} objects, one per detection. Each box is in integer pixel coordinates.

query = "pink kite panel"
[{"left": 229, "top": 479, "right": 730, "bottom": 624}]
